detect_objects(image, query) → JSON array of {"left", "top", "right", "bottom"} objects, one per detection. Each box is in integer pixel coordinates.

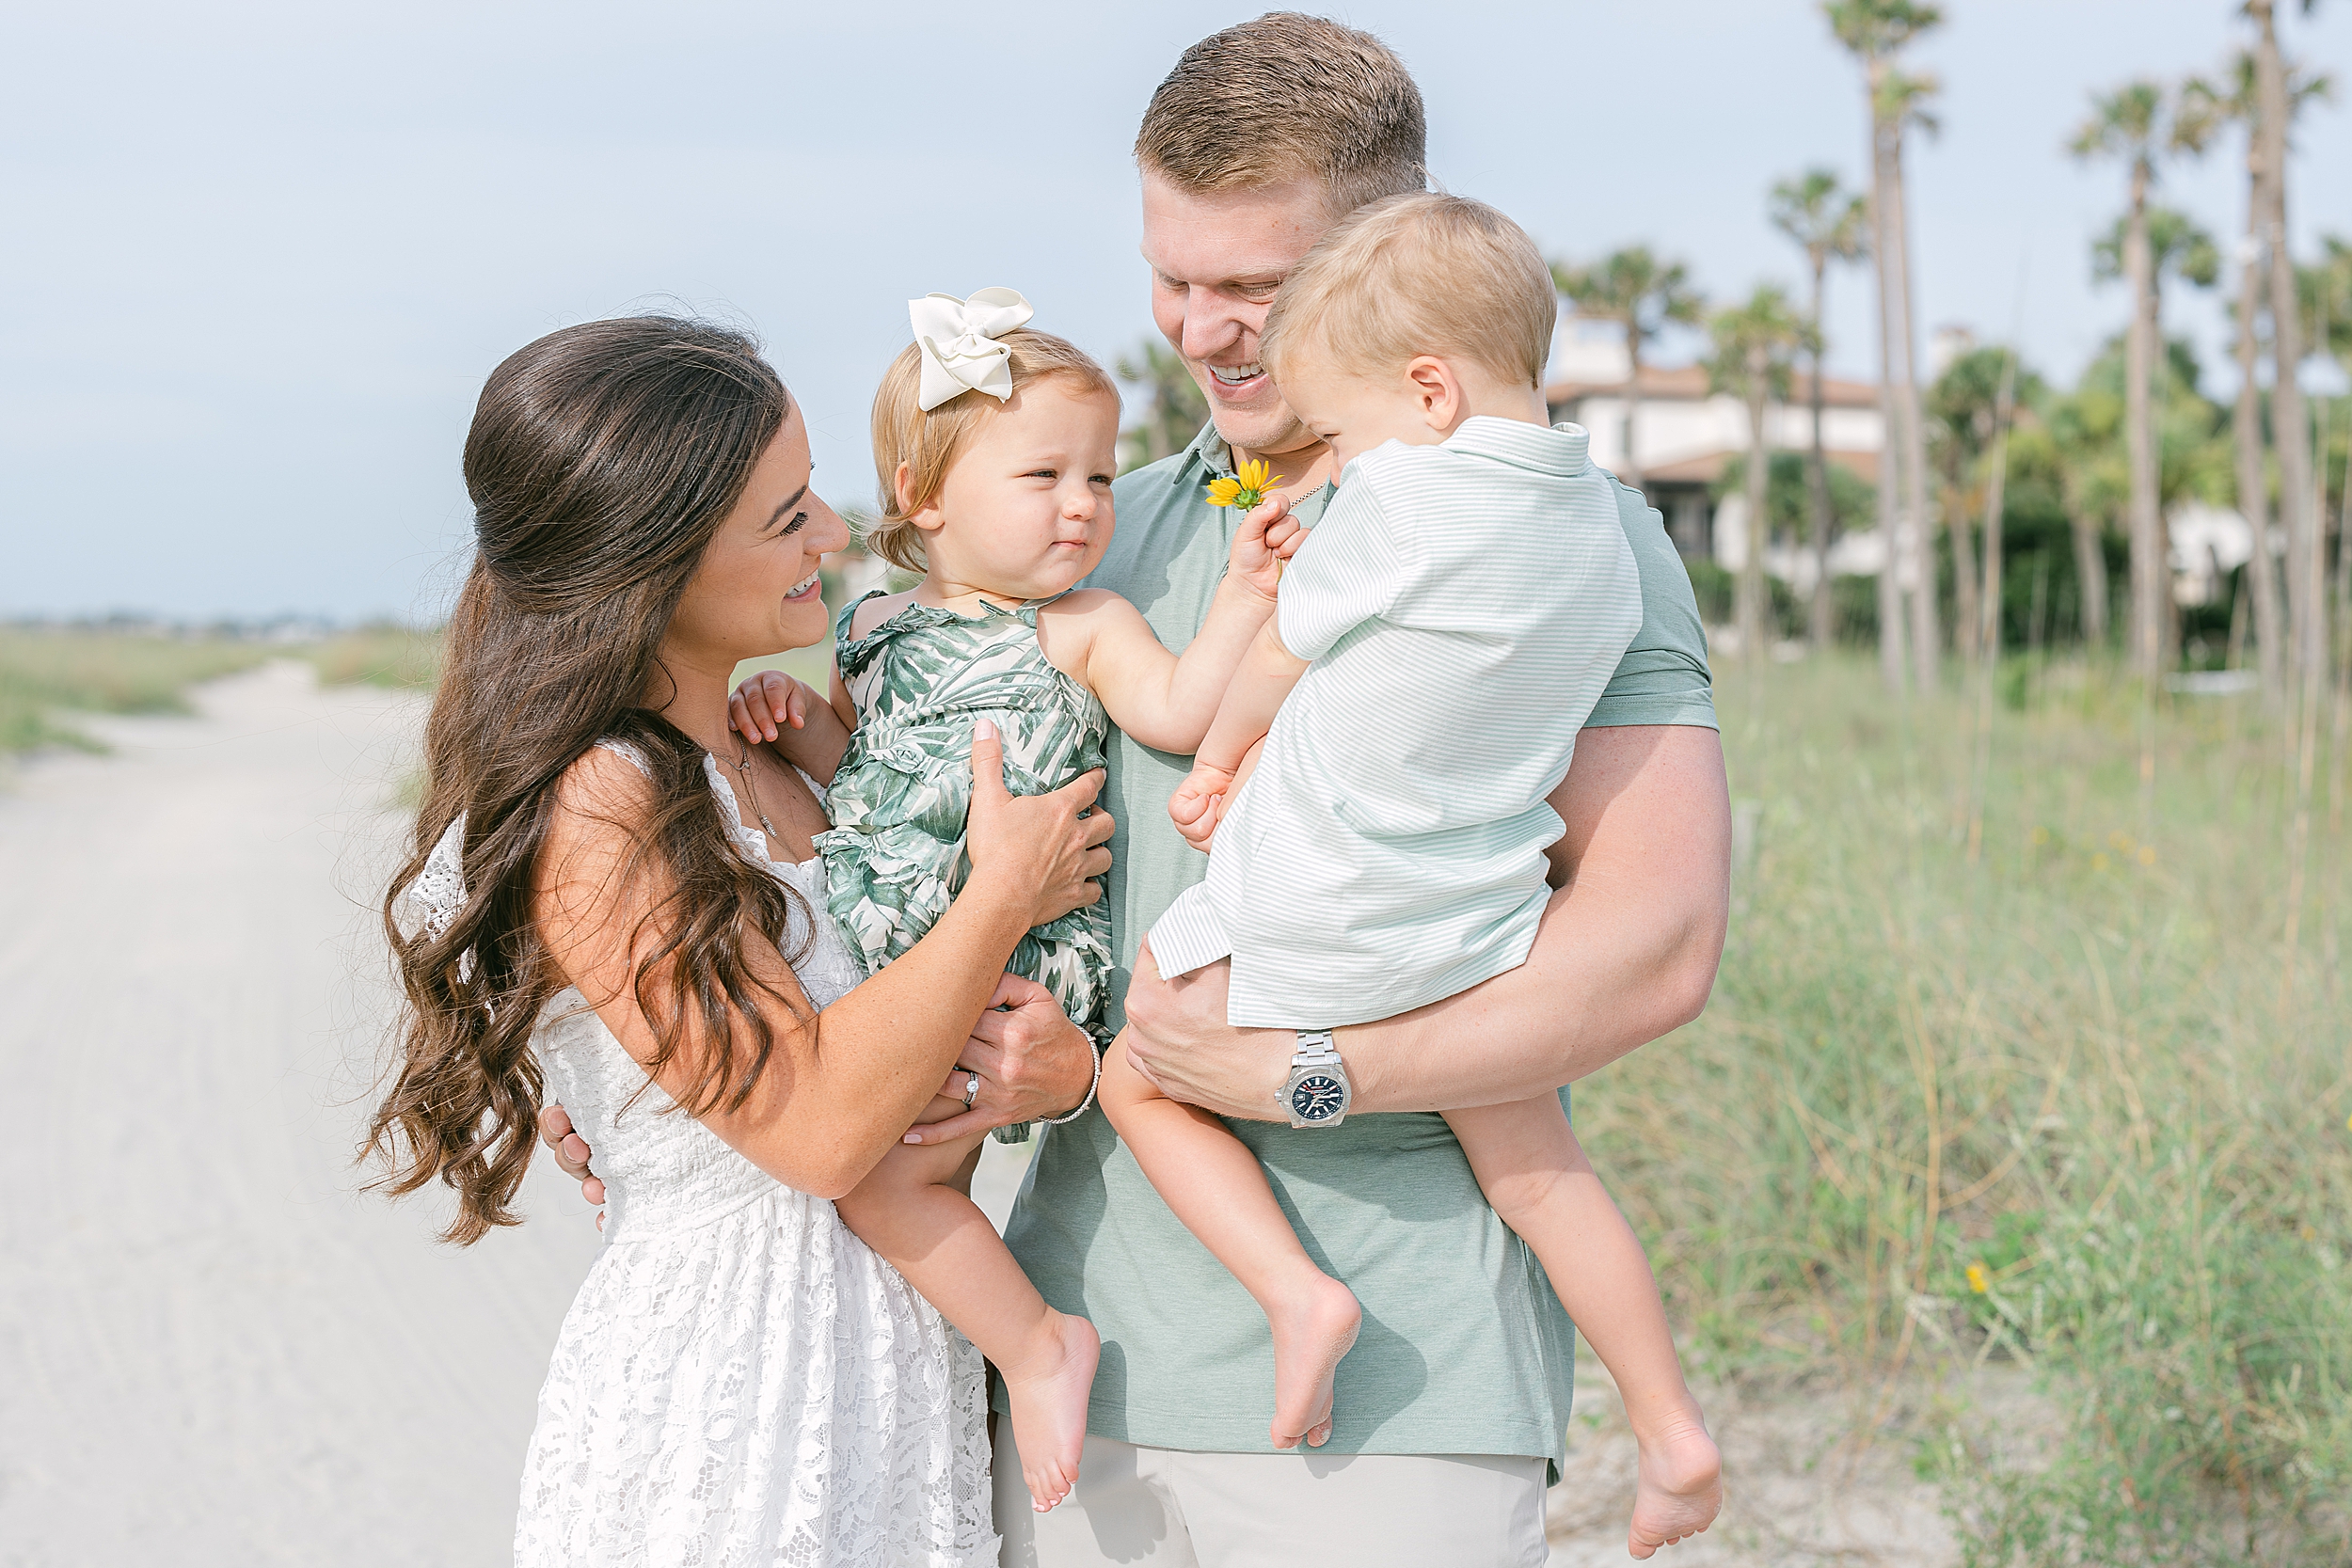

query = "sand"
[
  {"left": 0, "top": 661, "right": 1968, "bottom": 1567},
  {"left": 0, "top": 664, "right": 602, "bottom": 1563}
]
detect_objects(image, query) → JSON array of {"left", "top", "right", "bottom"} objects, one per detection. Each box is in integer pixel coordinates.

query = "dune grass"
[
  {"left": 304, "top": 625, "right": 444, "bottom": 690},
  {"left": 0, "top": 628, "right": 285, "bottom": 753},
  {"left": 1584, "top": 653, "right": 2352, "bottom": 1560}
]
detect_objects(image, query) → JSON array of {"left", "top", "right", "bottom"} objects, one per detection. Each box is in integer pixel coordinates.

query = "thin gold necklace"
[{"left": 729, "top": 736, "right": 781, "bottom": 840}]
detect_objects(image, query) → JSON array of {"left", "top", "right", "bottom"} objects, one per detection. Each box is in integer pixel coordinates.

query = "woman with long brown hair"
[{"left": 367, "top": 316, "right": 1108, "bottom": 1565}]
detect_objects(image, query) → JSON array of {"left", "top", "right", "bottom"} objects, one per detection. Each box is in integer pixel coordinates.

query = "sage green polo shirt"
[{"left": 998, "top": 421, "right": 1717, "bottom": 1477}]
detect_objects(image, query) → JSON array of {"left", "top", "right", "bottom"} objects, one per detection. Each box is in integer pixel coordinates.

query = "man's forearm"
[
  {"left": 1342, "top": 724, "right": 1730, "bottom": 1114},
  {"left": 1342, "top": 872, "right": 1719, "bottom": 1113}
]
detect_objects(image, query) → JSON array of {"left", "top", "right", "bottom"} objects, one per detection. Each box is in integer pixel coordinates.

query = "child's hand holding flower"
[{"left": 1225, "top": 490, "right": 1303, "bottom": 601}]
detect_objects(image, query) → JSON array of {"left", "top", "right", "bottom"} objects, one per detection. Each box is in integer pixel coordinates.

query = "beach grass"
[
  {"left": 0, "top": 628, "right": 286, "bottom": 754},
  {"left": 1586, "top": 652, "right": 2352, "bottom": 1560},
  {"left": 305, "top": 625, "right": 444, "bottom": 690}
]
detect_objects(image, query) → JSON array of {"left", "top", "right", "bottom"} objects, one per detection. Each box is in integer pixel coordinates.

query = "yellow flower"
[
  {"left": 2137, "top": 845, "right": 2155, "bottom": 866},
  {"left": 1203, "top": 458, "right": 1285, "bottom": 511},
  {"left": 1966, "top": 1263, "right": 1991, "bottom": 1295}
]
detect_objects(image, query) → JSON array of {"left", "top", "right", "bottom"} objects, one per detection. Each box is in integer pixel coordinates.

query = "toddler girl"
[
  {"left": 1101, "top": 195, "right": 1724, "bottom": 1560},
  {"left": 738, "top": 290, "right": 1296, "bottom": 1514}
]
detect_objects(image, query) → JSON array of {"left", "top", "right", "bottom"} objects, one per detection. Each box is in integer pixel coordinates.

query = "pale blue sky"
[{"left": 4, "top": 0, "right": 2346, "bottom": 620}]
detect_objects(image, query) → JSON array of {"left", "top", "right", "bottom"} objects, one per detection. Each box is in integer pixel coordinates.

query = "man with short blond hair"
[{"left": 990, "top": 13, "right": 1729, "bottom": 1566}]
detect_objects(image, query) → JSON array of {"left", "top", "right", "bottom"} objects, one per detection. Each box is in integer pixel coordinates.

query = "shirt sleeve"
[
  {"left": 1275, "top": 468, "right": 1405, "bottom": 663},
  {"left": 1585, "top": 473, "right": 1720, "bottom": 731}
]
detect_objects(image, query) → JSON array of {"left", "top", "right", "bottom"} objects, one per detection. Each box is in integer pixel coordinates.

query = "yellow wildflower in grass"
[
  {"left": 1204, "top": 458, "right": 1283, "bottom": 512},
  {"left": 1966, "top": 1262, "right": 1991, "bottom": 1294}
]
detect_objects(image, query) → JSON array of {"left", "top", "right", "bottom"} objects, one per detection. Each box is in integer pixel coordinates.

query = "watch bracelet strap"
[{"left": 1292, "top": 1028, "right": 1341, "bottom": 1068}]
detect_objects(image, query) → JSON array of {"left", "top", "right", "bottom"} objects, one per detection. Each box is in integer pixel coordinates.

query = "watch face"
[{"left": 1290, "top": 1073, "right": 1346, "bottom": 1122}]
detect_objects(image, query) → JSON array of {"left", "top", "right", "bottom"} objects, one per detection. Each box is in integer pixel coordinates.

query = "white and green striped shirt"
[{"left": 1150, "top": 417, "right": 1642, "bottom": 1028}]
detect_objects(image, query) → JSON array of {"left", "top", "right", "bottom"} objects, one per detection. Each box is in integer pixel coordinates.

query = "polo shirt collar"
[
  {"left": 1173, "top": 420, "right": 1235, "bottom": 484},
  {"left": 1440, "top": 416, "right": 1593, "bottom": 477}
]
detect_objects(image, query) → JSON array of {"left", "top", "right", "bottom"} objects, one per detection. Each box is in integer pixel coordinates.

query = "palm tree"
[
  {"left": 1709, "top": 285, "right": 1806, "bottom": 663},
  {"left": 1769, "top": 168, "right": 1871, "bottom": 649},
  {"left": 2095, "top": 200, "right": 2224, "bottom": 667},
  {"left": 1551, "top": 247, "right": 1705, "bottom": 493},
  {"left": 2193, "top": 55, "right": 2330, "bottom": 702},
  {"left": 2092, "top": 207, "right": 2222, "bottom": 321},
  {"left": 2072, "top": 79, "right": 2213, "bottom": 683},
  {"left": 1827, "top": 0, "right": 1943, "bottom": 692},
  {"left": 2048, "top": 381, "right": 2121, "bottom": 645},
  {"left": 1881, "top": 65, "right": 1946, "bottom": 689},
  {"left": 2249, "top": 0, "right": 2328, "bottom": 695},
  {"left": 1929, "top": 346, "right": 2042, "bottom": 661},
  {"left": 1114, "top": 341, "right": 1210, "bottom": 473}
]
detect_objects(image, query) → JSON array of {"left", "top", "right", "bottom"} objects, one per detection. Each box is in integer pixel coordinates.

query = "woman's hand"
[
  {"left": 1226, "top": 492, "right": 1307, "bottom": 601},
  {"left": 901, "top": 973, "right": 1099, "bottom": 1146},
  {"left": 1120, "top": 940, "right": 1293, "bottom": 1122},
  {"left": 963, "top": 720, "right": 1113, "bottom": 929}
]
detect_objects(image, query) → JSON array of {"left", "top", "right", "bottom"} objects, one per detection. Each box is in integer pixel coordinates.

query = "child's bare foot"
[
  {"left": 1628, "top": 1419, "right": 1722, "bottom": 1559},
  {"left": 1000, "top": 1309, "right": 1100, "bottom": 1513},
  {"left": 1265, "top": 1273, "right": 1361, "bottom": 1449}
]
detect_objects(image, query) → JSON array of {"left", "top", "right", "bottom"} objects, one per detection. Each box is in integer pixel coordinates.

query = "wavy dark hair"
[{"left": 366, "top": 316, "right": 815, "bottom": 1244}]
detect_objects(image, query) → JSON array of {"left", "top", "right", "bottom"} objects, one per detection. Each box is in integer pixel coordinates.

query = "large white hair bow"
[{"left": 910, "top": 287, "right": 1035, "bottom": 412}]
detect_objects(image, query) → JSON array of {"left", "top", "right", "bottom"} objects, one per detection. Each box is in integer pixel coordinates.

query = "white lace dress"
[{"left": 403, "top": 745, "right": 996, "bottom": 1567}]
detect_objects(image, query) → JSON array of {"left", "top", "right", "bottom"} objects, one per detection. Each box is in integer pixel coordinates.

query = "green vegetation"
[
  {"left": 1584, "top": 652, "right": 2351, "bottom": 1560},
  {"left": 305, "top": 625, "right": 444, "bottom": 689},
  {"left": 0, "top": 628, "right": 283, "bottom": 753}
]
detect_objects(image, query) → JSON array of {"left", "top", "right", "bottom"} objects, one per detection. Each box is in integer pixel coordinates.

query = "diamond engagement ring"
[{"left": 962, "top": 1070, "right": 980, "bottom": 1110}]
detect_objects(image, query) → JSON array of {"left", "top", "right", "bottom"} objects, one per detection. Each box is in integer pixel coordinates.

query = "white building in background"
[
  {"left": 1544, "top": 322, "right": 1887, "bottom": 580},
  {"left": 1547, "top": 324, "right": 2254, "bottom": 608}
]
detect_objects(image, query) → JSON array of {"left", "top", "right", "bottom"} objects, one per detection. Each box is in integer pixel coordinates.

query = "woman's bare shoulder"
[{"left": 548, "top": 743, "right": 659, "bottom": 842}]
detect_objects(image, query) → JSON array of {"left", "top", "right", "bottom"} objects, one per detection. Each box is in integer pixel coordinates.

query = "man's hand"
[
  {"left": 730, "top": 670, "right": 819, "bottom": 744},
  {"left": 538, "top": 1102, "right": 606, "bottom": 1231},
  {"left": 899, "top": 973, "right": 1100, "bottom": 1146},
  {"left": 1120, "top": 939, "right": 1293, "bottom": 1121}
]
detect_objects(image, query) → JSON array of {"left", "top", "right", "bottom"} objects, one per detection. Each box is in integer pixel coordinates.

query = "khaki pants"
[{"left": 993, "top": 1424, "right": 1549, "bottom": 1568}]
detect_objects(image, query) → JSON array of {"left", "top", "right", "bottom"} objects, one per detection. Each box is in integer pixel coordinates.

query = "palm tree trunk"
[
  {"left": 1886, "top": 127, "right": 1941, "bottom": 689},
  {"left": 1739, "top": 372, "right": 1772, "bottom": 663},
  {"left": 2072, "top": 500, "right": 2112, "bottom": 646},
  {"left": 1978, "top": 349, "right": 2019, "bottom": 663},
  {"left": 2124, "top": 166, "right": 2165, "bottom": 685},
  {"left": 2255, "top": 1, "right": 2323, "bottom": 695},
  {"left": 1951, "top": 483, "right": 1981, "bottom": 664},
  {"left": 2234, "top": 208, "right": 2286, "bottom": 704},
  {"left": 1805, "top": 255, "right": 1836, "bottom": 649},
  {"left": 1621, "top": 323, "right": 1645, "bottom": 493},
  {"left": 1867, "top": 104, "right": 1909, "bottom": 694}
]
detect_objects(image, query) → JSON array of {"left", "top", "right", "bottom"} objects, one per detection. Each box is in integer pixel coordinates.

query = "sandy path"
[{"left": 0, "top": 664, "right": 603, "bottom": 1565}]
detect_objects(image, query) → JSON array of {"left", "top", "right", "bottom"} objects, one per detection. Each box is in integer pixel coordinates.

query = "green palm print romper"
[{"left": 813, "top": 592, "right": 1114, "bottom": 1140}]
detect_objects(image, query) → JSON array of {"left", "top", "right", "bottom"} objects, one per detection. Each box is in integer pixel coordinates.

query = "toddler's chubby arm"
[
  {"left": 730, "top": 665, "right": 856, "bottom": 784},
  {"left": 1167, "top": 620, "right": 1309, "bottom": 850},
  {"left": 1036, "top": 495, "right": 1302, "bottom": 754}
]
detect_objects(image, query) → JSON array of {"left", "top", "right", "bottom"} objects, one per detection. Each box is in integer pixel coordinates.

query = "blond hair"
[
  {"left": 1135, "top": 13, "right": 1426, "bottom": 220},
  {"left": 863, "top": 330, "right": 1118, "bottom": 574},
  {"left": 1261, "top": 193, "right": 1557, "bottom": 389}
]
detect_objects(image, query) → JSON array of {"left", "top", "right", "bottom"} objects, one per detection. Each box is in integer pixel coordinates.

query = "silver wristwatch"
[{"left": 1281, "top": 1029, "right": 1352, "bottom": 1129}]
